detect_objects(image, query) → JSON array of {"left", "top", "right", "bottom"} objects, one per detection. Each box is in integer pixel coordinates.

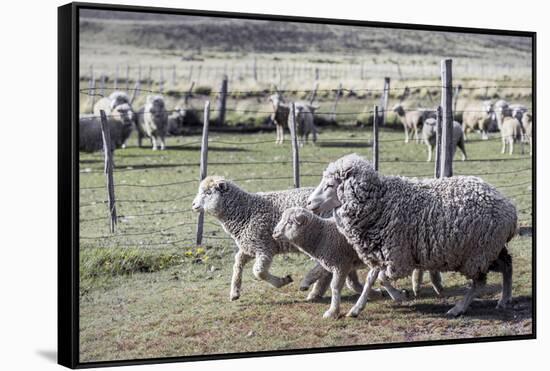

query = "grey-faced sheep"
[
  {"left": 501, "top": 117, "right": 524, "bottom": 155},
  {"left": 422, "top": 118, "right": 467, "bottom": 162},
  {"left": 93, "top": 91, "right": 135, "bottom": 148},
  {"left": 462, "top": 101, "right": 495, "bottom": 140},
  {"left": 392, "top": 104, "right": 435, "bottom": 143},
  {"left": 268, "top": 93, "right": 290, "bottom": 144},
  {"left": 291, "top": 103, "right": 318, "bottom": 146},
  {"left": 511, "top": 104, "right": 528, "bottom": 123},
  {"left": 190, "top": 176, "right": 358, "bottom": 301},
  {"left": 306, "top": 154, "right": 517, "bottom": 317},
  {"left": 522, "top": 112, "right": 533, "bottom": 156},
  {"left": 137, "top": 95, "right": 168, "bottom": 150},
  {"left": 274, "top": 207, "right": 433, "bottom": 318},
  {"left": 79, "top": 112, "right": 133, "bottom": 152}
]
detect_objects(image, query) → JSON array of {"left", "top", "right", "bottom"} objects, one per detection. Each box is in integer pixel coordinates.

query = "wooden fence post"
[
  {"left": 197, "top": 65, "right": 202, "bottom": 83},
  {"left": 453, "top": 84, "right": 462, "bottom": 113},
  {"left": 196, "top": 101, "right": 210, "bottom": 246},
  {"left": 88, "top": 75, "right": 96, "bottom": 113},
  {"left": 148, "top": 65, "right": 153, "bottom": 91},
  {"left": 125, "top": 65, "right": 130, "bottom": 92},
  {"left": 315, "top": 67, "right": 320, "bottom": 81},
  {"left": 439, "top": 59, "right": 454, "bottom": 178},
  {"left": 159, "top": 66, "right": 164, "bottom": 94},
  {"left": 434, "top": 106, "right": 442, "bottom": 178},
  {"left": 99, "top": 110, "right": 117, "bottom": 233},
  {"left": 290, "top": 102, "right": 300, "bottom": 188},
  {"left": 172, "top": 64, "right": 177, "bottom": 86},
  {"left": 373, "top": 105, "right": 380, "bottom": 171},
  {"left": 114, "top": 65, "right": 119, "bottom": 90},
  {"left": 184, "top": 81, "right": 195, "bottom": 106},
  {"left": 99, "top": 74, "right": 106, "bottom": 97},
  {"left": 309, "top": 82, "right": 319, "bottom": 105},
  {"left": 130, "top": 81, "right": 140, "bottom": 105},
  {"left": 217, "top": 75, "right": 228, "bottom": 126},
  {"left": 330, "top": 83, "right": 343, "bottom": 122},
  {"left": 380, "top": 77, "right": 390, "bottom": 126}
]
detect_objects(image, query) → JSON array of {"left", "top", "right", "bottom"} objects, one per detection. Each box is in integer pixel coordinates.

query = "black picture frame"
[{"left": 58, "top": 2, "right": 536, "bottom": 368}]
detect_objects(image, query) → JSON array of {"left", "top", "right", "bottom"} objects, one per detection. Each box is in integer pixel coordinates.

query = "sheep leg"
[
  {"left": 151, "top": 136, "right": 158, "bottom": 151},
  {"left": 345, "top": 270, "right": 364, "bottom": 294},
  {"left": 412, "top": 269, "right": 424, "bottom": 297},
  {"left": 489, "top": 248, "right": 513, "bottom": 310},
  {"left": 323, "top": 270, "right": 347, "bottom": 319},
  {"left": 346, "top": 267, "right": 379, "bottom": 317},
  {"left": 404, "top": 125, "right": 409, "bottom": 143},
  {"left": 426, "top": 145, "right": 432, "bottom": 162},
  {"left": 230, "top": 250, "right": 253, "bottom": 301},
  {"left": 160, "top": 136, "right": 166, "bottom": 151},
  {"left": 458, "top": 137, "right": 467, "bottom": 161},
  {"left": 446, "top": 274, "right": 486, "bottom": 317},
  {"left": 509, "top": 138, "right": 514, "bottom": 155},
  {"left": 307, "top": 273, "right": 331, "bottom": 301},
  {"left": 300, "top": 262, "right": 327, "bottom": 291},
  {"left": 429, "top": 271, "right": 444, "bottom": 297},
  {"left": 252, "top": 254, "right": 293, "bottom": 288},
  {"left": 379, "top": 270, "right": 406, "bottom": 302},
  {"left": 501, "top": 137, "right": 506, "bottom": 154},
  {"left": 138, "top": 132, "right": 143, "bottom": 148}
]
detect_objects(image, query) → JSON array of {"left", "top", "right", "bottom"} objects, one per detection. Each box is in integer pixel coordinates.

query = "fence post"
[
  {"left": 330, "top": 83, "right": 343, "bottom": 122},
  {"left": 159, "top": 66, "right": 164, "bottom": 94},
  {"left": 114, "top": 64, "right": 119, "bottom": 90},
  {"left": 130, "top": 81, "right": 140, "bottom": 105},
  {"left": 373, "top": 105, "right": 380, "bottom": 171},
  {"left": 172, "top": 64, "right": 177, "bottom": 86},
  {"left": 88, "top": 75, "right": 96, "bottom": 113},
  {"left": 380, "top": 77, "right": 390, "bottom": 126},
  {"left": 148, "top": 65, "right": 153, "bottom": 91},
  {"left": 453, "top": 84, "right": 462, "bottom": 113},
  {"left": 184, "top": 81, "right": 195, "bottom": 106},
  {"left": 99, "top": 74, "right": 106, "bottom": 97},
  {"left": 99, "top": 110, "right": 117, "bottom": 233},
  {"left": 309, "top": 82, "right": 319, "bottom": 105},
  {"left": 138, "top": 65, "right": 142, "bottom": 83},
  {"left": 434, "top": 106, "right": 442, "bottom": 178},
  {"left": 439, "top": 59, "right": 454, "bottom": 178},
  {"left": 217, "top": 75, "right": 228, "bottom": 126},
  {"left": 196, "top": 101, "right": 210, "bottom": 246},
  {"left": 290, "top": 102, "right": 300, "bottom": 188},
  {"left": 125, "top": 65, "right": 130, "bottom": 92}
]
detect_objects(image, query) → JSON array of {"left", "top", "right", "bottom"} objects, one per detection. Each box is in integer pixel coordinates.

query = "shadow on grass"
[{"left": 316, "top": 141, "right": 372, "bottom": 148}]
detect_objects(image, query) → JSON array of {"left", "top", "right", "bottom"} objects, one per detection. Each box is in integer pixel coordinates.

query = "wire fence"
[{"left": 79, "top": 77, "right": 533, "bottom": 251}]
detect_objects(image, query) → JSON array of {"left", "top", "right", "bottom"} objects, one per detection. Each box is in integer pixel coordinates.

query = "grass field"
[{"left": 79, "top": 127, "right": 533, "bottom": 363}]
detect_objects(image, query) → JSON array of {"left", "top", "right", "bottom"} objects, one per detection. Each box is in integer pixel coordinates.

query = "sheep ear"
[
  {"left": 216, "top": 181, "right": 229, "bottom": 193},
  {"left": 293, "top": 211, "right": 307, "bottom": 225},
  {"left": 341, "top": 167, "right": 353, "bottom": 180}
]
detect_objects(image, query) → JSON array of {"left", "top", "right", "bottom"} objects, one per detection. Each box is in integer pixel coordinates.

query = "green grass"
[{"left": 79, "top": 128, "right": 533, "bottom": 362}]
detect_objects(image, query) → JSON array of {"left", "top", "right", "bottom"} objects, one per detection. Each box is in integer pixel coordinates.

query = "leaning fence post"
[
  {"left": 217, "top": 75, "right": 228, "bottom": 126},
  {"left": 440, "top": 59, "right": 454, "bottom": 178},
  {"left": 290, "top": 102, "right": 300, "bottom": 188},
  {"left": 380, "top": 77, "right": 390, "bottom": 126},
  {"left": 373, "top": 106, "right": 380, "bottom": 171},
  {"left": 196, "top": 101, "right": 210, "bottom": 246},
  {"left": 99, "top": 110, "right": 117, "bottom": 233},
  {"left": 434, "top": 106, "right": 443, "bottom": 178},
  {"left": 330, "top": 83, "right": 343, "bottom": 122}
]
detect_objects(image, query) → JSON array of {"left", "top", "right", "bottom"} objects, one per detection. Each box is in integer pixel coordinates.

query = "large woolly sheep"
[
  {"left": 306, "top": 154, "right": 517, "bottom": 317},
  {"left": 79, "top": 113, "right": 133, "bottom": 152},
  {"left": 501, "top": 117, "right": 524, "bottom": 155},
  {"left": 462, "top": 101, "right": 495, "bottom": 140},
  {"left": 422, "top": 118, "right": 467, "bottom": 162},
  {"left": 392, "top": 104, "right": 435, "bottom": 143},
  {"left": 522, "top": 112, "right": 533, "bottom": 156},
  {"left": 274, "top": 207, "right": 427, "bottom": 318},
  {"left": 190, "top": 176, "right": 359, "bottom": 301},
  {"left": 291, "top": 103, "right": 318, "bottom": 146},
  {"left": 268, "top": 93, "right": 290, "bottom": 144},
  {"left": 136, "top": 95, "right": 169, "bottom": 150}
]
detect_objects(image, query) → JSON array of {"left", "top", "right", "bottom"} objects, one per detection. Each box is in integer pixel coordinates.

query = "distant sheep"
[
  {"left": 501, "top": 117, "right": 523, "bottom": 155},
  {"left": 137, "top": 95, "right": 168, "bottom": 150},
  {"left": 422, "top": 118, "right": 467, "bottom": 162},
  {"left": 291, "top": 103, "right": 318, "bottom": 146},
  {"left": 79, "top": 112, "right": 133, "bottom": 152},
  {"left": 494, "top": 100, "right": 510, "bottom": 131},
  {"left": 93, "top": 91, "right": 135, "bottom": 148},
  {"left": 307, "top": 154, "right": 517, "bottom": 317},
  {"left": 522, "top": 112, "right": 533, "bottom": 156},
  {"left": 392, "top": 104, "right": 435, "bottom": 143},
  {"left": 268, "top": 93, "right": 290, "bottom": 144},
  {"left": 462, "top": 101, "right": 495, "bottom": 140}
]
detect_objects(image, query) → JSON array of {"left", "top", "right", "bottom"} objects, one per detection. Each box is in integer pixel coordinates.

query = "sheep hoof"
[
  {"left": 229, "top": 292, "right": 240, "bottom": 301},
  {"left": 323, "top": 310, "right": 339, "bottom": 319},
  {"left": 299, "top": 284, "right": 310, "bottom": 291},
  {"left": 445, "top": 306, "right": 464, "bottom": 318},
  {"left": 346, "top": 308, "right": 361, "bottom": 318},
  {"left": 306, "top": 294, "right": 323, "bottom": 302},
  {"left": 496, "top": 299, "right": 511, "bottom": 310}
]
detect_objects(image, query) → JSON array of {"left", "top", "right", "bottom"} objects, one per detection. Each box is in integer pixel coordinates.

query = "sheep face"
[
  {"left": 191, "top": 177, "right": 228, "bottom": 215},
  {"left": 307, "top": 175, "right": 342, "bottom": 214},
  {"left": 112, "top": 103, "right": 133, "bottom": 124},
  {"left": 392, "top": 104, "right": 405, "bottom": 117},
  {"left": 272, "top": 207, "right": 310, "bottom": 241}
]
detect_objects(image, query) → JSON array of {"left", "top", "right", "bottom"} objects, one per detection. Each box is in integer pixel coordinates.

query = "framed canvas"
[{"left": 58, "top": 2, "right": 536, "bottom": 368}]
